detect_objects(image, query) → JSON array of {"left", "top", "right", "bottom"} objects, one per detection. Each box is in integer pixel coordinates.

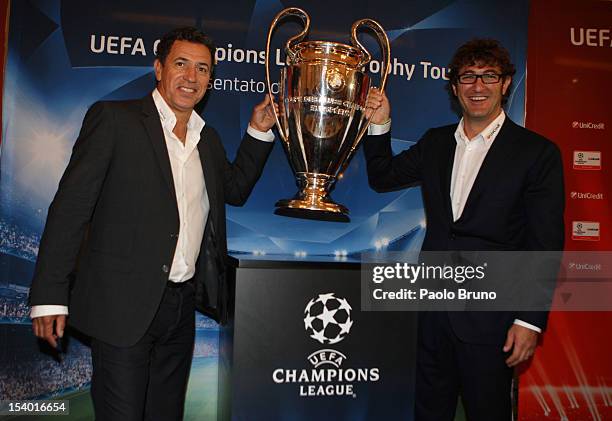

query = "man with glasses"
[{"left": 364, "top": 39, "right": 564, "bottom": 420}]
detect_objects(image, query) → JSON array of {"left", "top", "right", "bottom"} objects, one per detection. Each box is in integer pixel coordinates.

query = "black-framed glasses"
[{"left": 457, "top": 73, "right": 504, "bottom": 84}]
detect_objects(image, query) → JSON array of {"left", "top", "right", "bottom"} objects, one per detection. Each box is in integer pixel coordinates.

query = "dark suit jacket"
[
  {"left": 363, "top": 117, "right": 564, "bottom": 344},
  {"left": 29, "top": 95, "right": 273, "bottom": 347}
]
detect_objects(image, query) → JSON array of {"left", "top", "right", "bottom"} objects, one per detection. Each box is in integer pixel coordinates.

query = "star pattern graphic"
[
  {"left": 303, "top": 313, "right": 316, "bottom": 330},
  {"left": 338, "top": 319, "right": 353, "bottom": 335},
  {"left": 337, "top": 297, "right": 352, "bottom": 312},
  {"left": 317, "top": 306, "right": 338, "bottom": 329},
  {"left": 304, "top": 292, "right": 354, "bottom": 345},
  {"left": 304, "top": 297, "right": 317, "bottom": 314},
  {"left": 318, "top": 293, "right": 336, "bottom": 306},
  {"left": 310, "top": 329, "right": 327, "bottom": 344}
]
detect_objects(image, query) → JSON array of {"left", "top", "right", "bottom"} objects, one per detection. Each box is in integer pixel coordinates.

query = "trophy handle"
[
  {"left": 265, "top": 7, "right": 311, "bottom": 144},
  {"left": 350, "top": 19, "right": 391, "bottom": 91},
  {"left": 335, "top": 19, "right": 391, "bottom": 179}
]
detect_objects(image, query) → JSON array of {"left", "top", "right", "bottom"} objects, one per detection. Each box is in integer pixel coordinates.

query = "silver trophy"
[{"left": 266, "top": 7, "right": 390, "bottom": 222}]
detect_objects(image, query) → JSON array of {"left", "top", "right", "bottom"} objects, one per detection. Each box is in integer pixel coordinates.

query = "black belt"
[{"left": 166, "top": 279, "right": 194, "bottom": 289}]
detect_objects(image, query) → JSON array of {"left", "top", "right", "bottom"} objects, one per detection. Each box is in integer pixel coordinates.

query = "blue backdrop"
[{"left": 0, "top": 0, "right": 529, "bottom": 417}]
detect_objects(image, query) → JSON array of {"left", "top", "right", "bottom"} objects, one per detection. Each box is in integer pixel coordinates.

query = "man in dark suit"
[
  {"left": 29, "top": 27, "right": 276, "bottom": 420},
  {"left": 364, "top": 39, "right": 564, "bottom": 420}
]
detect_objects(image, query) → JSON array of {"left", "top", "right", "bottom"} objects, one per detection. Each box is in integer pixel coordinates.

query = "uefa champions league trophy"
[{"left": 265, "top": 7, "right": 390, "bottom": 222}]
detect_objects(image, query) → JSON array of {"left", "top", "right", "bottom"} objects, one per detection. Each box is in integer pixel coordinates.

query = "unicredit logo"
[
  {"left": 570, "top": 191, "right": 604, "bottom": 200},
  {"left": 568, "top": 262, "right": 602, "bottom": 271},
  {"left": 571, "top": 121, "right": 605, "bottom": 130}
]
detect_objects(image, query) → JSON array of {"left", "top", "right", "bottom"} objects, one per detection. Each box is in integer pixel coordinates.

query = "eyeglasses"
[{"left": 457, "top": 73, "right": 504, "bottom": 84}]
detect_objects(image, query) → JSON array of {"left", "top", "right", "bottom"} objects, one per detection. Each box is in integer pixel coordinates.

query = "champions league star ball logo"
[
  {"left": 270, "top": 293, "right": 378, "bottom": 398},
  {"left": 304, "top": 293, "right": 353, "bottom": 345}
]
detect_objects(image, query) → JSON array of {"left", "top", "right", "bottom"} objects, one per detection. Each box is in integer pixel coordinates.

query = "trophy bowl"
[{"left": 266, "top": 8, "right": 390, "bottom": 222}]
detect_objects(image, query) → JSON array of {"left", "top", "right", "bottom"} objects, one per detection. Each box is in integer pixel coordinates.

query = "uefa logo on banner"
[
  {"left": 572, "top": 221, "right": 601, "bottom": 241},
  {"left": 573, "top": 151, "right": 601, "bottom": 170}
]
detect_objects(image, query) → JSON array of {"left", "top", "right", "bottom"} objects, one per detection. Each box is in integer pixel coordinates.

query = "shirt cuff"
[
  {"left": 513, "top": 319, "right": 542, "bottom": 333},
  {"left": 368, "top": 119, "right": 391, "bottom": 136},
  {"left": 30, "top": 305, "right": 69, "bottom": 319},
  {"left": 247, "top": 124, "right": 275, "bottom": 142}
]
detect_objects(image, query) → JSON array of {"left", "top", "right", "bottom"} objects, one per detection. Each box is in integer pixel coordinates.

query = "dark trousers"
[
  {"left": 91, "top": 282, "right": 195, "bottom": 421},
  {"left": 415, "top": 311, "right": 513, "bottom": 421}
]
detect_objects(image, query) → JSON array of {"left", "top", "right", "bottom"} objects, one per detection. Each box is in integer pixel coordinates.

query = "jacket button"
[
  {"left": 162, "top": 264, "right": 170, "bottom": 273},
  {"left": 449, "top": 233, "right": 456, "bottom": 240},
  {"left": 170, "top": 233, "right": 178, "bottom": 239}
]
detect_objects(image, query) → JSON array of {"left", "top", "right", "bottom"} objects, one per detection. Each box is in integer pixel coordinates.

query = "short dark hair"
[
  {"left": 448, "top": 38, "right": 515, "bottom": 103},
  {"left": 155, "top": 26, "right": 216, "bottom": 66}
]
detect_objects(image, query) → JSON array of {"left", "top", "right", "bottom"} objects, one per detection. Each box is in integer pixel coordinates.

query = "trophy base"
[
  {"left": 274, "top": 198, "right": 350, "bottom": 223},
  {"left": 274, "top": 173, "right": 350, "bottom": 222}
]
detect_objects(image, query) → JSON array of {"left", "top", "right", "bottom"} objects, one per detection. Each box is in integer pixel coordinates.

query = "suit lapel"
[
  {"left": 440, "top": 129, "right": 457, "bottom": 223},
  {"left": 141, "top": 95, "right": 177, "bottom": 201},
  {"left": 197, "top": 129, "right": 218, "bottom": 227},
  {"left": 458, "top": 119, "right": 518, "bottom": 220}
]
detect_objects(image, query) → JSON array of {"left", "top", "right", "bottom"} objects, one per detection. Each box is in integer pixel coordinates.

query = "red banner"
[{"left": 522, "top": 1, "right": 612, "bottom": 419}]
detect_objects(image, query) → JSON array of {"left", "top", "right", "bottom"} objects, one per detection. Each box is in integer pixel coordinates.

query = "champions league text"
[{"left": 272, "top": 367, "right": 380, "bottom": 397}]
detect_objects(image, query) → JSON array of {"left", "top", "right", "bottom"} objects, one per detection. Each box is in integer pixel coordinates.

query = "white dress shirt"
[
  {"left": 31, "top": 91, "right": 274, "bottom": 318},
  {"left": 368, "top": 115, "right": 542, "bottom": 333},
  {"left": 153, "top": 89, "right": 208, "bottom": 283},
  {"left": 450, "top": 111, "right": 505, "bottom": 221}
]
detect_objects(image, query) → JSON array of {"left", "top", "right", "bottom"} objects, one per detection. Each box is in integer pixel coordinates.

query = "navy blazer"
[{"left": 363, "top": 118, "right": 564, "bottom": 343}]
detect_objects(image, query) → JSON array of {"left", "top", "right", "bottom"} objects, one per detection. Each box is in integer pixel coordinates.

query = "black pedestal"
[{"left": 218, "top": 259, "right": 417, "bottom": 420}]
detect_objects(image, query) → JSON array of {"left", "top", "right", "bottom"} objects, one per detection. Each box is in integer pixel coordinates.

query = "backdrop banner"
[{"left": 1, "top": 0, "right": 530, "bottom": 418}]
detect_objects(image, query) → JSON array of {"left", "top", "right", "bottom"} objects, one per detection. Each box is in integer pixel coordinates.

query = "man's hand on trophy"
[
  {"left": 249, "top": 95, "right": 279, "bottom": 132},
  {"left": 365, "top": 88, "right": 391, "bottom": 125}
]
